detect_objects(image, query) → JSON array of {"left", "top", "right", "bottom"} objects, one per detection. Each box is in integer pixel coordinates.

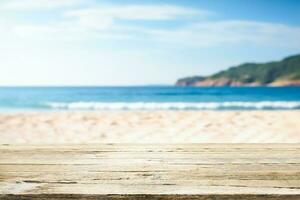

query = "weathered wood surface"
[{"left": 0, "top": 144, "right": 300, "bottom": 199}]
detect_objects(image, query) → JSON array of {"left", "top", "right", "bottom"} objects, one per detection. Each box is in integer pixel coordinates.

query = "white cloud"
[
  {"left": 66, "top": 5, "right": 205, "bottom": 20},
  {"left": 64, "top": 5, "right": 209, "bottom": 29},
  {"left": 0, "top": 2, "right": 299, "bottom": 48},
  {"left": 0, "top": 3, "right": 210, "bottom": 40},
  {"left": 11, "top": 23, "right": 134, "bottom": 41},
  {"left": 0, "top": 0, "right": 86, "bottom": 11},
  {"left": 4, "top": 15, "right": 300, "bottom": 48},
  {"left": 149, "top": 20, "right": 300, "bottom": 47}
]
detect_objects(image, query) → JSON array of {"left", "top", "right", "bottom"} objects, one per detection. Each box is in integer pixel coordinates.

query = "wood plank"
[{"left": 0, "top": 144, "right": 300, "bottom": 199}]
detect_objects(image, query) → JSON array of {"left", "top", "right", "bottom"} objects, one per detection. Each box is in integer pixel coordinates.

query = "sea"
[{"left": 0, "top": 86, "right": 300, "bottom": 111}]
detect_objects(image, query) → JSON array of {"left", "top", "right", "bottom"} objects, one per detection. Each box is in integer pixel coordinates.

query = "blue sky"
[{"left": 0, "top": 0, "right": 300, "bottom": 86}]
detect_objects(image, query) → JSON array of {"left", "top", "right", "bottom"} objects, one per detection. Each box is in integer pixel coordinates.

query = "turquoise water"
[{"left": 0, "top": 87, "right": 300, "bottom": 111}]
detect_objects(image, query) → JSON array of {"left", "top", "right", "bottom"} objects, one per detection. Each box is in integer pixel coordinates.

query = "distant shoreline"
[
  {"left": 175, "top": 85, "right": 300, "bottom": 87},
  {"left": 4, "top": 84, "right": 296, "bottom": 89},
  {"left": 176, "top": 54, "right": 300, "bottom": 87}
]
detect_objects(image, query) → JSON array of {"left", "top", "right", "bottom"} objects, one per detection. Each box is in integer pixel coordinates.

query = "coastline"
[{"left": 1, "top": 110, "right": 299, "bottom": 144}]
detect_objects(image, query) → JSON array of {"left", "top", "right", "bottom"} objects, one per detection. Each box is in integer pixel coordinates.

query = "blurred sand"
[{"left": 0, "top": 111, "right": 299, "bottom": 144}]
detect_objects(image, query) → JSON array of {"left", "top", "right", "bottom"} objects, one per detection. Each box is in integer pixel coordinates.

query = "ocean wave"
[{"left": 43, "top": 101, "right": 300, "bottom": 110}]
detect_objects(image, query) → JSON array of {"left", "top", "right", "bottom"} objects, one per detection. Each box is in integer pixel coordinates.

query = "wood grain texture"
[{"left": 0, "top": 144, "right": 300, "bottom": 199}]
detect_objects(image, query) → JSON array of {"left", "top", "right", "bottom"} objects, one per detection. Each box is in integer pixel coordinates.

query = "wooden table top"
[{"left": 0, "top": 144, "right": 300, "bottom": 199}]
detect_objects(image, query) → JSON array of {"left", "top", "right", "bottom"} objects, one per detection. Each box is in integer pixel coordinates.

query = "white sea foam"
[{"left": 44, "top": 101, "right": 300, "bottom": 110}]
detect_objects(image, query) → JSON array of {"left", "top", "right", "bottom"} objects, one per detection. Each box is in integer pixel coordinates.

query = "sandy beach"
[{"left": 0, "top": 111, "right": 299, "bottom": 144}]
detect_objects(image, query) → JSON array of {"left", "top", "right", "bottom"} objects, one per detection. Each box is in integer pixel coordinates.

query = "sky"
[{"left": 0, "top": 0, "right": 300, "bottom": 86}]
